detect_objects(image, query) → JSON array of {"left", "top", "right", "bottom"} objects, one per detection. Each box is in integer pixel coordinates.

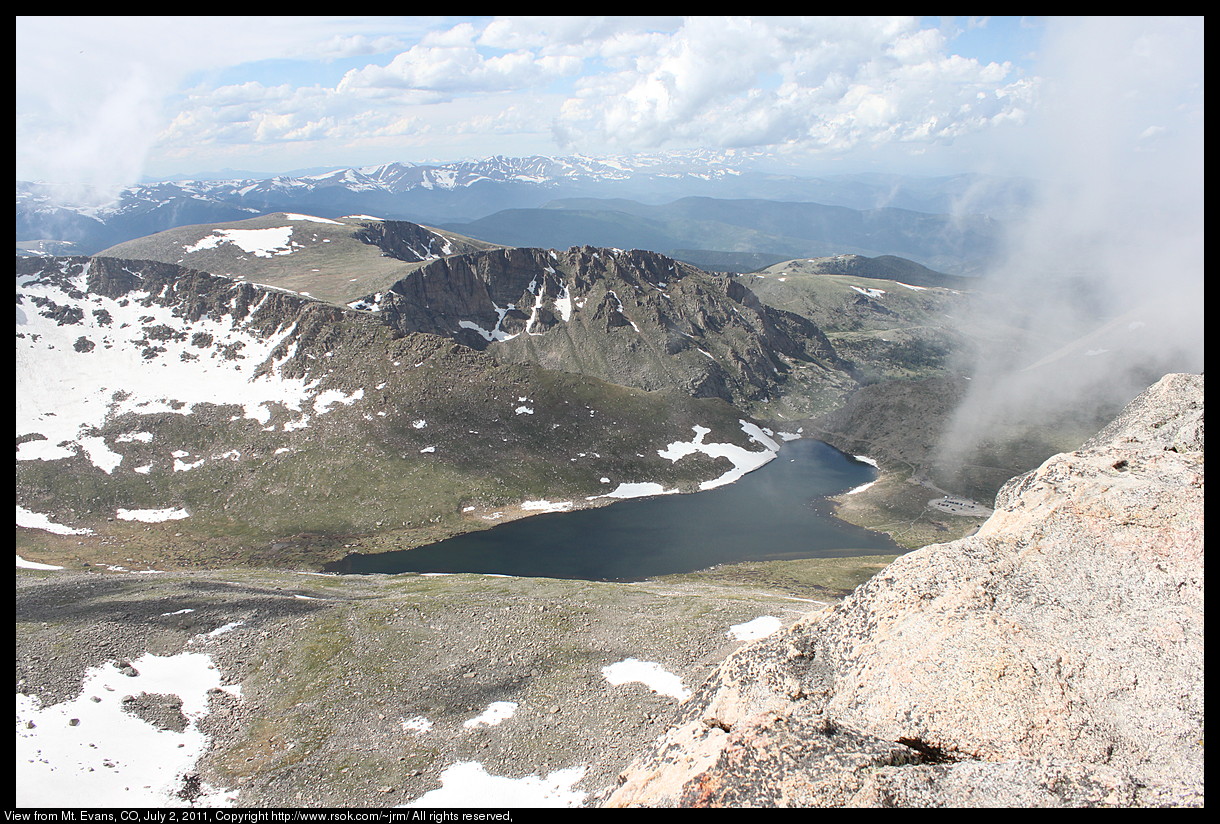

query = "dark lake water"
[{"left": 330, "top": 439, "right": 901, "bottom": 581}]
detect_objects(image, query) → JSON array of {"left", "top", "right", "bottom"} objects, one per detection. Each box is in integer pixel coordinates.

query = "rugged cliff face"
[
  {"left": 363, "top": 245, "right": 853, "bottom": 414},
  {"left": 604, "top": 372, "right": 1204, "bottom": 807},
  {"left": 350, "top": 219, "right": 492, "bottom": 263}
]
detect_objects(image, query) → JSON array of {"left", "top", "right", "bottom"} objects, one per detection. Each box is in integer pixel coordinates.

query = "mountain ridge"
[
  {"left": 16, "top": 249, "right": 825, "bottom": 569},
  {"left": 359, "top": 244, "right": 855, "bottom": 414},
  {"left": 438, "top": 196, "right": 1001, "bottom": 275},
  {"left": 96, "top": 213, "right": 501, "bottom": 307},
  {"left": 17, "top": 156, "right": 1030, "bottom": 262}
]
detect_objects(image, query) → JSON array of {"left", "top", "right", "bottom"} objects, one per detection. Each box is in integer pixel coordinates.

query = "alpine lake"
[{"left": 328, "top": 439, "right": 902, "bottom": 582}]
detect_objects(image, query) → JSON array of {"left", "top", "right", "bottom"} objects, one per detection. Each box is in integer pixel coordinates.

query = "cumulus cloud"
[
  {"left": 18, "top": 16, "right": 1051, "bottom": 186},
  {"left": 160, "top": 82, "right": 435, "bottom": 148},
  {"left": 552, "top": 17, "right": 1036, "bottom": 156},
  {"left": 309, "top": 33, "right": 414, "bottom": 60},
  {"left": 334, "top": 24, "right": 583, "bottom": 96}
]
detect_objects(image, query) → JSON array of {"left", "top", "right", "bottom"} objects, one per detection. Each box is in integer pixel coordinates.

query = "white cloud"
[
  {"left": 310, "top": 33, "right": 413, "bottom": 60},
  {"left": 553, "top": 17, "right": 1035, "bottom": 156},
  {"left": 20, "top": 16, "right": 1153, "bottom": 183},
  {"left": 15, "top": 16, "right": 435, "bottom": 186},
  {"left": 336, "top": 40, "right": 581, "bottom": 96}
]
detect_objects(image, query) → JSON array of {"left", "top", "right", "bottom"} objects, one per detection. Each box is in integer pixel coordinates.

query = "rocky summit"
[{"left": 603, "top": 372, "right": 1204, "bottom": 807}]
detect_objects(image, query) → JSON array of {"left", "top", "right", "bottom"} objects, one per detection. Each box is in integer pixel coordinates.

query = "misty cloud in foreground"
[{"left": 935, "top": 17, "right": 1203, "bottom": 483}]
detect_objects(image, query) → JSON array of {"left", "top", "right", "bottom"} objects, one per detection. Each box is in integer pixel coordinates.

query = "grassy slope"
[
  {"left": 98, "top": 214, "right": 499, "bottom": 307},
  {"left": 743, "top": 265, "right": 975, "bottom": 385}
]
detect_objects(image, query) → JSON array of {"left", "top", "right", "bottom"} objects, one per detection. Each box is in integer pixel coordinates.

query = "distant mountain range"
[
  {"left": 16, "top": 153, "right": 1032, "bottom": 272},
  {"left": 438, "top": 196, "right": 1001, "bottom": 275}
]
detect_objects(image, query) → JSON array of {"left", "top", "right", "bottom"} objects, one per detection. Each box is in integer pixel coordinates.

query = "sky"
[{"left": 9, "top": 15, "right": 1119, "bottom": 187}]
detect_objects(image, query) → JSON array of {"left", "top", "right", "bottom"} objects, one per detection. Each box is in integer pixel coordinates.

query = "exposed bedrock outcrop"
[
  {"left": 367, "top": 246, "right": 852, "bottom": 408},
  {"left": 604, "top": 372, "right": 1204, "bottom": 807}
]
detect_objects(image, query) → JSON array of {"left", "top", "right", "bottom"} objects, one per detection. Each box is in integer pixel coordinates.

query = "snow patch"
[
  {"left": 17, "top": 505, "right": 93, "bottom": 536},
  {"left": 602, "top": 659, "right": 690, "bottom": 700},
  {"left": 283, "top": 213, "right": 342, "bottom": 225},
  {"left": 116, "top": 508, "right": 189, "bottom": 523},
  {"left": 657, "top": 421, "right": 780, "bottom": 490},
  {"left": 16, "top": 272, "right": 366, "bottom": 472},
  {"left": 520, "top": 500, "right": 573, "bottom": 513},
  {"left": 16, "top": 555, "right": 64, "bottom": 570},
  {"left": 313, "top": 387, "right": 364, "bottom": 413},
  {"left": 183, "top": 226, "right": 298, "bottom": 258},
  {"left": 402, "top": 762, "right": 586, "bottom": 808},
  {"left": 462, "top": 701, "right": 518, "bottom": 729},
  {"left": 459, "top": 315, "right": 517, "bottom": 342},
  {"left": 15, "top": 651, "right": 240, "bottom": 807},
  {"left": 588, "top": 482, "right": 677, "bottom": 500},
  {"left": 554, "top": 284, "right": 573, "bottom": 322},
  {"left": 401, "top": 716, "right": 433, "bottom": 735},
  {"left": 728, "top": 616, "right": 782, "bottom": 641},
  {"left": 205, "top": 621, "right": 244, "bottom": 638}
]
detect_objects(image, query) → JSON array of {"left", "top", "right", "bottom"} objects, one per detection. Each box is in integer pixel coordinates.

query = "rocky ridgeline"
[
  {"left": 351, "top": 219, "right": 490, "bottom": 263},
  {"left": 604, "top": 373, "right": 1204, "bottom": 807},
  {"left": 366, "top": 246, "right": 852, "bottom": 407}
]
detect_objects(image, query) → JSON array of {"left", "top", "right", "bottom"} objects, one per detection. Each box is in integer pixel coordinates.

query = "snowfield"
[
  {"left": 16, "top": 651, "right": 242, "bottom": 807},
  {"left": 402, "top": 762, "right": 587, "bottom": 808},
  {"left": 183, "top": 226, "right": 301, "bottom": 258},
  {"left": 15, "top": 263, "right": 365, "bottom": 476},
  {"left": 16, "top": 505, "right": 94, "bottom": 536},
  {"left": 727, "top": 615, "right": 782, "bottom": 640},
  {"left": 583, "top": 420, "right": 780, "bottom": 503},
  {"left": 116, "top": 507, "right": 190, "bottom": 523}
]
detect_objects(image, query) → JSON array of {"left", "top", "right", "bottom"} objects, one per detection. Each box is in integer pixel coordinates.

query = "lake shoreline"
[{"left": 330, "top": 438, "right": 899, "bottom": 580}]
